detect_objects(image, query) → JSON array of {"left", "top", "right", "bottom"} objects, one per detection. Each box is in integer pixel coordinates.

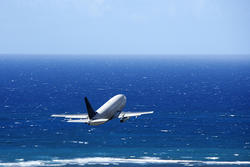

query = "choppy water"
[{"left": 0, "top": 57, "right": 250, "bottom": 166}]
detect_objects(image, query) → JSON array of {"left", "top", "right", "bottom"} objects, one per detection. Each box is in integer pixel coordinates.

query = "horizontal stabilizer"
[
  {"left": 51, "top": 114, "right": 88, "bottom": 119},
  {"left": 67, "top": 119, "right": 89, "bottom": 123},
  {"left": 67, "top": 118, "right": 109, "bottom": 124},
  {"left": 90, "top": 119, "right": 109, "bottom": 123}
]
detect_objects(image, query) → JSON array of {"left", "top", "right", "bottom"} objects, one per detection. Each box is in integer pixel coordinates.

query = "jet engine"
[{"left": 120, "top": 117, "right": 130, "bottom": 123}]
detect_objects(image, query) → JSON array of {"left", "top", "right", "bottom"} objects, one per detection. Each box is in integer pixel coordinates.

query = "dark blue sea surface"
[{"left": 0, "top": 57, "right": 250, "bottom": 167}]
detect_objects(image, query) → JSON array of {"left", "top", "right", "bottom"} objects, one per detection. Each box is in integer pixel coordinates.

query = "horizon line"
[{"left": 0, "top": 53, "right": 250, "bottom": 61}]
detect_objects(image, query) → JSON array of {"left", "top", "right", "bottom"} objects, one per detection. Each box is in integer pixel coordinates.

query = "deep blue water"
[{"left": 0, "top": 57, "right": 250, "bottom": 167}]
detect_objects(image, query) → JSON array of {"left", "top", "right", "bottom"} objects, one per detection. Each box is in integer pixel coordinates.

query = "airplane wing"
[
  {"left": 67, "top": 118, "right": 109, "bottom": 123},
  {"left": 51, "top": 114, "right": 88, "bottom": 119},
  {"left": 66, "top": 119, "right": 89, "bottom": 123},
  {"left": 118, "top": 111, "right": 154, "bottom": 118}
]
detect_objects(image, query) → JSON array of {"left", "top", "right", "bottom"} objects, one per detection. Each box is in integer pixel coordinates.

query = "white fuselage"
[{"left": 90, "top": 94, "right": 126, "bottom": 125}]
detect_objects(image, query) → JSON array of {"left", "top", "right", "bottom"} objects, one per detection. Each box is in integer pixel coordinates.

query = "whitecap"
[
  {"left": 205, "top": 157, "right": 219, "bottom": 160},
  {"left": 0, "top": 160, "right": 46, "bottom": 167},
  {"left": 0, "top": 157, "right": 250, "bottom": 167}
]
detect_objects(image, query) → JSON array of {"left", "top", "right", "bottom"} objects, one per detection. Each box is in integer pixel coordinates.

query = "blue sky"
[{"left": 0, "top": 0, "right": 250, "bottom": 58}]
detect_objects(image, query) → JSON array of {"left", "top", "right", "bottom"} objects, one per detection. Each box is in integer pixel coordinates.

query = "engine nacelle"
[{"left": 120, "top": 117, "right": 130, "bottom": 123}]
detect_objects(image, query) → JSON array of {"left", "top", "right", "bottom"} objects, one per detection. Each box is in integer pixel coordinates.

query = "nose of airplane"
[
  {"left": 117, "top": 94, "right": 126, "bottom": 102},
  {"left": 123, "top": 95, "right": 126, "bottom": 102}
]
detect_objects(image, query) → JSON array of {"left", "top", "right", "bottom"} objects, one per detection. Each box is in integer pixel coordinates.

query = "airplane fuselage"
[{"left": 91, "top": 94, "right": 126, "bottom": 125}]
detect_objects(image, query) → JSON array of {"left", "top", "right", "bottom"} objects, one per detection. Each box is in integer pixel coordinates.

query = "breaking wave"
[{"left": 1, "top": 157, "right": 250, "bottom": 167}]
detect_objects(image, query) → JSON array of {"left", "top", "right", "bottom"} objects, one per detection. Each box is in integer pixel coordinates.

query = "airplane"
[{"left": 51, "top": 94, "right": 153, "bottom": 126}]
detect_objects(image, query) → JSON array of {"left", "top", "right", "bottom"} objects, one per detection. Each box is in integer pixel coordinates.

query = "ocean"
[{"left": 0, "top": 56, "right": 250, "bottom": 167}]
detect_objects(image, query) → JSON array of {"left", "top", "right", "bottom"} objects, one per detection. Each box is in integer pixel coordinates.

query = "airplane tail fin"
[{"left": 84, "top": 97, "right": 96, "bottom": 119}]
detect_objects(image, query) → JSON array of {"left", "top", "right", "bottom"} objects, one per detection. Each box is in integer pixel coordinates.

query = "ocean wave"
[{"left": 1, "top": 157, "right": 250, "bottom": 167}]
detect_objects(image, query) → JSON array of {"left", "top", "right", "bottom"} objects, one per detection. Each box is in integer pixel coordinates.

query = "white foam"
[
  {"left": 205, "top": 157, "right": 219, "bottom": 160},
  {"left": 0, "top": 157, "right": 250, "bottom": 167},
  {"left": 70, "top": 140, "right": 88, "bottom": 144},
  {"left": 0, "top": 160, "right": 46, "bottom": 167}
]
